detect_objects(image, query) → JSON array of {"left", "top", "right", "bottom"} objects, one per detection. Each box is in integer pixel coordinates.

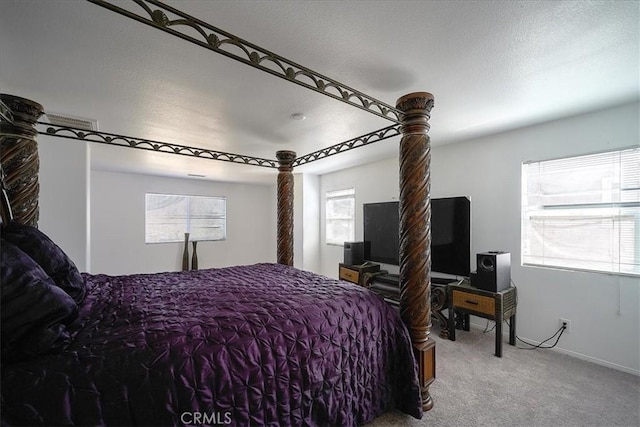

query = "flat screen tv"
[{"left": 363, "top": 196, "right": 471, "bottom": 277}]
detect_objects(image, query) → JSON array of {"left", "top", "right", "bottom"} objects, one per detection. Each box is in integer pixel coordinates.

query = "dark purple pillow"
[
  {"left": 1, "top": 239, "right": 77, "bottom": 361},
  {"left": 1, "top": 221, "right": 86, "bottom": 303}
]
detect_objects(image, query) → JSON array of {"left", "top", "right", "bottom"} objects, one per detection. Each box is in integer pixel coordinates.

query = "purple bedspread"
[{"left": 2, "top": 263, "right": 421, "bottom": 426}]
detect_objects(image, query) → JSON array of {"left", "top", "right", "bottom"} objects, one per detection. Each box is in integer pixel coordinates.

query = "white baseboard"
[{"left": 466, "top": 321, "right": 640, "bottom": 377}]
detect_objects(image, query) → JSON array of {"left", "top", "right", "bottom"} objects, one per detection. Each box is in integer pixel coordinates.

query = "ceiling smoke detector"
[
  {"left": 289, "top": 113, "right": 306, "bottom": 121},
  {"left": 45, "top": 112, "right": 98, "bottom": 131}
]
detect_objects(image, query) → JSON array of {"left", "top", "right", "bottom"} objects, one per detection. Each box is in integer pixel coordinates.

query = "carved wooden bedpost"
[
  {"left": 0, "top": 94, "right": 44, "bottom": 227},
  {"left": 396, "top": 92, "right": 436, "bottom": 411},
  {"left": 276, "top": 150, "right": 296, "bottom": 266}
]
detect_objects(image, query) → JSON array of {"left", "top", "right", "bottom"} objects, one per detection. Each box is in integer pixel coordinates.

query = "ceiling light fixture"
[{"left": 289, "top": 113, "right": 306, "bottom": 121}]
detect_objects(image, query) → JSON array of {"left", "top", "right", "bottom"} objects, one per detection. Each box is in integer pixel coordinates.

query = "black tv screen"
[
  {"left": 363, "top": 197, "right": 471, "bottom": 277},
  {"left": 363, "top": 202, "right": 400, "bottom": 265}
]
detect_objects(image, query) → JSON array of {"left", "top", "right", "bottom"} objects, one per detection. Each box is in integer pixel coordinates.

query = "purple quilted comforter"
[{"left": 2, "top": 263, "right": 421, "bottom": 426}]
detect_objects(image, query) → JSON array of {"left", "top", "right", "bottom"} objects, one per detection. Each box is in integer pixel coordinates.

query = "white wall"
[
  {"left": 318, "top": 101, "right": 640, "bottom": 374},
  {"left": 294, "top": 173, "right": 320, "bottom": 273},
  {"left": 319, "top": 157, "right": 401, "bottom": 277},
  {"left": 38, "top": 135, "right": 89, "bottom": 272},
  {"left": 91, "top": 170, "right": 277, "bottom": 275}
]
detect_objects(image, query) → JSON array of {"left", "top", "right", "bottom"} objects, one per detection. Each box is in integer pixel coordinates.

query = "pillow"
[
  {"left": 1, "top": 221, "right": 86, "bottom": 303},
  {"left": 1, "top": 238, "right": 77, "bottom": 361}
]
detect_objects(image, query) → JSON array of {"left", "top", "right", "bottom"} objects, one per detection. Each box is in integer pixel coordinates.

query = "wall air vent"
[{"left": 44, "top": 112, "right": 98, "bottom": 131}]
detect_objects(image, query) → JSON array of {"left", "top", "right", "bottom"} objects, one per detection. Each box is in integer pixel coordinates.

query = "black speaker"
[
  {"left": 475, "top": 251, "right": 511, "bottom": 292},
  {"left": 344, "top": 242, "right": 365, "bottom": 265}
]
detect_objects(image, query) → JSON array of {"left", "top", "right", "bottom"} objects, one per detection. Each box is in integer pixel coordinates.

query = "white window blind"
[
  {"left": 145, "top": 193, "right": 226, "bottom": 243},
  {"left": 521, "top": 147, "right": 639, "bottom": 276},
  {"left": 325, "top": 188, "right": 355, "bottom": 245}
]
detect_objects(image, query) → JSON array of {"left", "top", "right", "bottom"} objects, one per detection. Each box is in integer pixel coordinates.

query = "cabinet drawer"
[
  {"left": 339, "top": 267, "right": 359, "bottom": 284},
  {"left": 452, "top": 290, "right": 495, "bottom": 316}
]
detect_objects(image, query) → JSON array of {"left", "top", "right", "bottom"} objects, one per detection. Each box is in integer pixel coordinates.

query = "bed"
[
  {"left": 1, "top": 1, "right": 437, "bottom": 425},
  {"left": 1, "top": 247, "right": 421, "bottom": 425}
]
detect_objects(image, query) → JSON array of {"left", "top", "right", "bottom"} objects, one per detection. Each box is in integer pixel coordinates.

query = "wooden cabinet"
[
  {"left": 448, "top": 283, "right": 517, "bottom": 357},
  {"left": 451, "top": 290, "right": 495, "bottom": 315},
  {"left": 338, "top": 263, "right": 381, "bottom": 287}
]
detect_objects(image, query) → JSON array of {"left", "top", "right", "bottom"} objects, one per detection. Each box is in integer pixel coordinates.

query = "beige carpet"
[{"left": 370, "top": 324, "right": 640, "bottom": 427}]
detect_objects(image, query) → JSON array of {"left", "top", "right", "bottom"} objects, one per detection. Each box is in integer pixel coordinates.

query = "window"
[
  {"left": 521, "top": 147, "right": 639, "bottom": 276},
  {"left": 325, "top": 188, "right": 355, "bottom": 245},
  {"left": 145, "top": 193, "right": 226, "bottom": 243}
]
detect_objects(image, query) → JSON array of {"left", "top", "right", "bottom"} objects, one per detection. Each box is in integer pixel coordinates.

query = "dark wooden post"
[
  {"left": 276, "top": 150, "right": 296, "bottom": 266},
  {"left": 396, "top": 92, "right": 436, "bottom": 411},
  {"left": 0, "top": 94, "right": 44, "bottom": 227}
]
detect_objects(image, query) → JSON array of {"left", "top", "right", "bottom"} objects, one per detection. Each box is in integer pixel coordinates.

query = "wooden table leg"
[
  {"left": 495, "top": 317, "right": 503, "bottom": 357},
  {"left": 509, "top": 314, "right": 516, "bottom": 346},
  {"left": 449, "top": 305, "right": 456, "bottom": 341}
]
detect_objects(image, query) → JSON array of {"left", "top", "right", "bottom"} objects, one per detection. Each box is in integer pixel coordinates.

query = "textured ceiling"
[{"left": 0, "top": 0, "right": 638, "bottom": 184}]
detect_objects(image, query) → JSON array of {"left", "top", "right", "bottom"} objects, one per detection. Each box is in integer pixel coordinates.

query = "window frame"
[
  {"left": 145, "top": 193, "right": 227, "bottom": 244},
  {"left": 325, "top": 188, "right": 356, "bottom": 246},
  {"left": 521, "top": 146, "right": 639, "bottom": 277}
]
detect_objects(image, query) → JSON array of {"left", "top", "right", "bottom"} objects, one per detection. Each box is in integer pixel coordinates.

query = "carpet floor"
[{"left": 370, "top": 323, "right": 640, "bottom": 427}]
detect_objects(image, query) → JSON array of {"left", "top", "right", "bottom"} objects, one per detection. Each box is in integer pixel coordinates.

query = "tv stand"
[
  {"left": 366, "top": 272, "right": 455, "bottom": 339},
  {"left": 338, "top": 262, "right": 381, "bottom": 287},
  {"left": 432, "top": 276, "right": 459, "bottom": 285}
]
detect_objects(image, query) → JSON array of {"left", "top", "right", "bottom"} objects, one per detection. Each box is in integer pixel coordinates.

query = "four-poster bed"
[{"left": 1, "top": 1, "right": 436, "bottom": 425}]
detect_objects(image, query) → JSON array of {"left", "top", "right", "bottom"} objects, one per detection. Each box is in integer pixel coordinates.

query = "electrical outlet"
[{"left": 560, "top": 318, "right": 571, "bottom": 333}]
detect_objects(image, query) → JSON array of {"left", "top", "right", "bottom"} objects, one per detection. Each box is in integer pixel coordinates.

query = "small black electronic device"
[
  {"left": 432, "top": 277, "right": 457, "bottom": 285},
  {"left": 343, "top": 241, "right": 365, "bottom": 265},
  {"left": 470, "top": 271, "right": 478, "bottom": 287},
  {"left": 474, "top": 251, "right": 511, "bottom": 292}
]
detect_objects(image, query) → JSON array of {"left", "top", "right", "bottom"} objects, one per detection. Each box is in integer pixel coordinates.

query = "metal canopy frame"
[
  {"left": 88, "top": 0, "right": 400, "bottom": 123},
  {"left": 35, "top": 0, "right": 404, "bottom": 169},
  {"left": 38, "top": 122, "right": 278, "bottom": 168},
  {"left": 36, "top": 122, "right": 402, "bottom": 170},
  {"left": 292, "top": 125, "right": 401, "bottom": 168},
  {"left": 2, "top": 1, "right": 438, "bottom": 410}
]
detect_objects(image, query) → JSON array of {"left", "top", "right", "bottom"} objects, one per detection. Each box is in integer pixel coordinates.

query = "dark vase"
[
  {"left": 191, "top": 241, "right": 198, "bottom": 270},
  {"left": 182, "top": 232, "right": 190, "bottom": 271}
]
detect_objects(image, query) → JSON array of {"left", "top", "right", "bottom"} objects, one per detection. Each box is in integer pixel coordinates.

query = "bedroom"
[{"left": 1, "top": 0, "right": 638, "bottom": 425}]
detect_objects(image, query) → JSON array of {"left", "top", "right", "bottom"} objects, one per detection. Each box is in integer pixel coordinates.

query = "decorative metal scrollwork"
[
  {"left": 37, "top": 122, "right": 402, "bottom": 169},
  {"left": 37, "top": 123, "right": 278, "bottom": 168},
  {"left": 293, "top": 125, "right": 401, "bottom": 167},
  {"left": 87, "top": 0, "right": 401, "bottom": 123}
]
